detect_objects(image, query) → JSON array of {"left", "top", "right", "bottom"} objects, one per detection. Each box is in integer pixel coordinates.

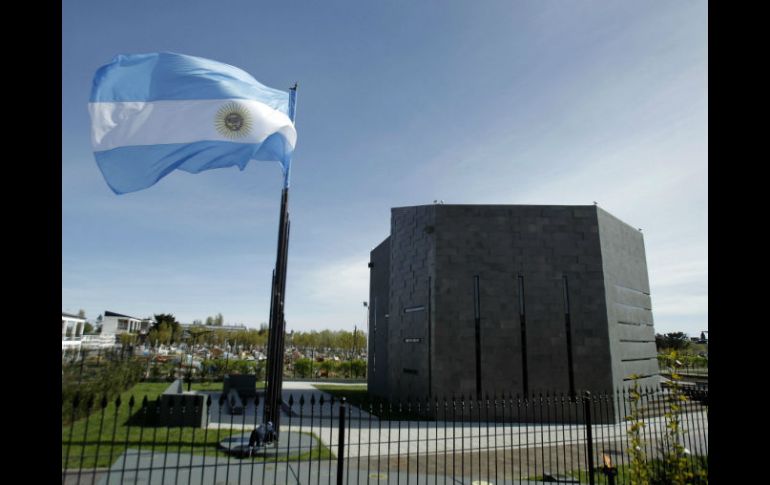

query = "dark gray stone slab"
[{"left": 369, "top": 204, "right": 660, "bottom": 423}]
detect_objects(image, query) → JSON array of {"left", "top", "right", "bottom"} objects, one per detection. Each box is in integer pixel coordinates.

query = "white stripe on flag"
[{"left": 89, "top": 99, "right": 296, "bottom": 151}]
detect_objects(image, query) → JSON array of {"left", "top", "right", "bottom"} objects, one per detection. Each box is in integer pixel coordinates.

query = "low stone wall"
[
  {"left": 223, "top": 374, "right": 257, "bottom": 399},
  {"left": 155, "top": 379, "right": 209, "bottom": 428}
]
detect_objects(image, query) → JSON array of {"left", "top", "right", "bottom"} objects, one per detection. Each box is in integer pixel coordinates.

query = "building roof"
[
  {"left": 180, "top": 323, "right": 249, "bottom": 332},
  {"left": 389, "top": 204, "right": 641, "bottom": 235},
  {"left": 104, "top": 310, "right": 142, "bottom": 320},
  {"left": 62, "top": 312, "right": 86, "bottom": 320}
]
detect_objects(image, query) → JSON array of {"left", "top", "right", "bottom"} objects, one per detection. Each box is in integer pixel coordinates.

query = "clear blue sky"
[{"left": 63, "top": 0, "right": 708, "bottom": 336}]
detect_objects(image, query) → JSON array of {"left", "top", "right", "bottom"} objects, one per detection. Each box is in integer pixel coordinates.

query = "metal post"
[
  {"left": 363, "top": 301, "right": 369, "bottom": 378},
  {"left": 187, "top": 336, "right": 193, "bottom": 392},
  {"left": 601, "top": 453, "right": 618, "bottom": 485},
  {"left": 352, "top": 325, "right": 357, "bottom": 378},
  {"left": 584, "top": 391, "right": 595, "bottom": 485},
  {"left": 337, "top": 397, "right": 347, "bottom": 485},
  {"left": 264, "top": 85, "right": 297, "bottom": 433}
]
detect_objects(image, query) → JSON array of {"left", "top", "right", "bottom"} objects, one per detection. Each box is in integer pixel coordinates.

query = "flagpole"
[{"left": 264, "top": 83, "right": 297, "bottom": 437}]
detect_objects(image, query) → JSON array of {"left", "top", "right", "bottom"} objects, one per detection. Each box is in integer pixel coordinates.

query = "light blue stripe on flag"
[
  {"left": 95, "top": 135, "right": 291, "bottom": 195},
  {"left": 90, "top": 52, "right": 289, "bottom": 111},
  {"left": 89, "top": 52, "right": 296, "bottom": 194}
]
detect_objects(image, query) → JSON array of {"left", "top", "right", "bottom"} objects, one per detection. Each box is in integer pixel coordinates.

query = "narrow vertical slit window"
[
  {"left": 428, "top": 276, "right": 432, "bottom": 398},
  {"left": 563, "top": 275, "right": 576, "bottom": 397},
  {"left": 474, "top": 275, "right": 482, "bottom": 399},
  {"left": 518, "top": 274, "right": 529, "bottom": 397}
]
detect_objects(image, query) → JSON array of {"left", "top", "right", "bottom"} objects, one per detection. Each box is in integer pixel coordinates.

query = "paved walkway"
[
  {"left": 92, "top": 449, "right": 559, "bottom": 484},
  {"left": 206, "top": 381, "right": 375, "bottom": 429},
  {"left": 204, "top": 383, "right": 707, "bottom": 460}
]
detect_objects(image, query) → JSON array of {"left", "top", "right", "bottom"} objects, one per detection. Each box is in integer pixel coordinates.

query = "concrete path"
[
  {"left": 204, "top": 383, "right": 707, "bottom": 461},
  {"left": 93, "top": 449, "right": 560, "bottom": 484},
  {"left": 205, "top": 381, "right": 375, "bottom": 429},
  {"left": 274, "top": 412, "right": 708, "bottom": 460}
]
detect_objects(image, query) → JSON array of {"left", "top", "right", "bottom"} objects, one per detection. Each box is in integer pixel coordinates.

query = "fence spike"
[
  {"left": 299, "top": 394, "right": 305, "bottom": 406},
  {"left": 288, "top": 394, "right": 294, "bottom": 406},
  {"left": 115, "top": 395, "right": 122, "bottom": 408}
]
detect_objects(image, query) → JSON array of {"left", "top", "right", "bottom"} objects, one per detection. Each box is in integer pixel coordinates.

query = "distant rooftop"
[
  {"left": 104, "top": 310, "right": 144, "bottom": 320},
  {"left": 181, "top": 323, "right": 249, "bottom": 331},
  {"left": 62, "top": 312, "right": 86, "bottom": 320}
]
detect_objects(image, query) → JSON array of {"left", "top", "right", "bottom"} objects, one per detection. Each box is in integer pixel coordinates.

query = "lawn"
[
  {"left": 190, "top": 380, "right": 265, "bottom": 392},
  {"left": 62, "top": 381, "right": 331, "bottom": 470},
  {"left": 312, "top": 384, "right": 435, "bottom": 420}
]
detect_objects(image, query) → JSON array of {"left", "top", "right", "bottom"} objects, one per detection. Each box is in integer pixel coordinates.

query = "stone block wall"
[{"left": 368, "top": 204, "right": 658, "bottom": 422}]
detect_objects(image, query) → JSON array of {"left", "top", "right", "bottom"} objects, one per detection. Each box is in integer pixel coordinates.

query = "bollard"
[
  {"left": 337, "top": 397, "right": 347, "bottom": 485},
  {"left": 601, "top": 453, "right": 618, "bottom": 485}
]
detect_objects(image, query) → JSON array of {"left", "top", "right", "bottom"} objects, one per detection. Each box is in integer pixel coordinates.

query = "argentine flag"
[{"left": 89, "top": 52, "right": 297, "bottom": 194}]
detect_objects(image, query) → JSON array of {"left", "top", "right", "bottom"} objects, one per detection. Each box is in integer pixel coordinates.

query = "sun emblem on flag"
[{"left": 215, "top": 102, "right": 252, "bottom": 139}]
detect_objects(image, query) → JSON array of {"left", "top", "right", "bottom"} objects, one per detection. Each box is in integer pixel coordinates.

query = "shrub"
[
  {"left": 294, "top": 358, "right": 312, "bottom": 378},
  {"left": 62, "top": 355, "right": 144, "bottom": 424}
]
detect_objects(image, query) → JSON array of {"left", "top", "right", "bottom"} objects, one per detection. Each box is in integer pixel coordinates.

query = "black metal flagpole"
[{"left": 263, "top": 83, "right": 297, "bottom": 437}]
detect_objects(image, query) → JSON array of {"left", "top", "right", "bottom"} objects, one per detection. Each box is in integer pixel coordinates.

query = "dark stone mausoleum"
[{"left": 367, "top": 204, "right": 659, "bottom": 422}]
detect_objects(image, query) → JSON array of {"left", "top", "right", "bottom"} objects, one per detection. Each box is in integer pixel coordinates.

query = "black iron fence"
[{"left": 62, "top": 380, "right": 707, "bottom": 484}]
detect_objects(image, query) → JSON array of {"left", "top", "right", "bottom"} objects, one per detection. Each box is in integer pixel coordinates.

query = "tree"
[
  {"left": 655, "top": 332, "right": 690, "bottom": 351},
  {"left": 188, "top": 326, "right": 213, "bottom": 345},
  {"left": 294, "top": 358, "right": 312, "bottom": 378},
  {"left": 147, "top": 322, "right": 173, "bottom": 346},
  {"left": 215, "top": 313, "right": 224, "bottom": 326},
  {"left": 338, "top": 332, "right": 354, "bottom": 352},
  {"left": 353, "top": 331, "right": 366, "bottom": 354},
  {"left": 152, "top": 314, "right": 181, "bottom": 343},
  {"left": 205, "top": 316, "right": 214, "bottom": 326},
  {"left": 319, "top": 359, "right": 336, "bottom": 377},
  {"left": 318, "top": 330, "right": 334, "bottom": 350},
  {"left": 77, "top": 309, "right": 86, "bottom": 319},
  {"left": 83, "top": 322, "right": 94, "bottom": 334},
  {"left": 119, "top": 333, "right": 137, "bottom": 346}
]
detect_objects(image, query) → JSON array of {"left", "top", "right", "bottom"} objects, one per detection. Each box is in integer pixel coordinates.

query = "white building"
[
  {"left": 62, "top": 312, "right": 86, "bottom": 348},
  {"left": 62, "top": 312, "right": 121, "bottom": 350},
  {"left": 101, "top": 311, "right": 148, "bottom": 335}
]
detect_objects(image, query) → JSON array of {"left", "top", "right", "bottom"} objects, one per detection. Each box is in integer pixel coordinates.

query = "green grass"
[
  {"left": 61, "top": 380, "right": 278, "bottom": 470},
  {"left": 312, "top": 384, "right": 435, "bottom": 420},
  {"left": 190, "top": 380, "right": 265, "bottom": 392}
]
